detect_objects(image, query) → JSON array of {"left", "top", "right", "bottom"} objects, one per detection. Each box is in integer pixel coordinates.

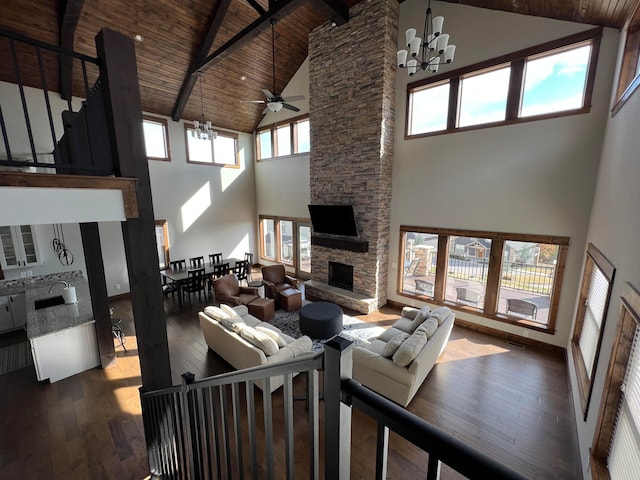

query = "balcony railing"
[
  {"left": 140, "top": 338, "right": 527, "bottom": 479},
  {"left": 0, "top": 27, "right": 114, "bottom": 175}
]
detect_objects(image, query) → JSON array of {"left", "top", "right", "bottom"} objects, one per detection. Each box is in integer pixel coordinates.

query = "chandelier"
[
  {"left": 192, "top": 76, "right": 217, "bottom": 140},
  {"left": 397, "top": 0, "right": 456, "bottom": 76}
]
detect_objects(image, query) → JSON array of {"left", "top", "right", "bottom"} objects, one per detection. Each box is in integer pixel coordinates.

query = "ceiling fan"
[{"left": 244, "top": 19, "right": 305, "bottom": 114}]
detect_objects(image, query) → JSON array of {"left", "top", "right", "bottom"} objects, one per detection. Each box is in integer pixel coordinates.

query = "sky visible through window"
[
  {"left": 521, "top": 45, "right": 590, "bottom": 117},
  {"left": 409, "top": 43, "right": 591, "bottom": 134}
]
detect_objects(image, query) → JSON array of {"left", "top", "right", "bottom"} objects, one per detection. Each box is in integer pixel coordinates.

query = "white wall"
[
  {"left": 567, "top": 20, "right": 640, "bottom": 476},
  {"left": 389, "top": 1, "right": 619, "bottom": 347},
  {"left": 255, "top": 58, "right": 311, "bottom": 219}
]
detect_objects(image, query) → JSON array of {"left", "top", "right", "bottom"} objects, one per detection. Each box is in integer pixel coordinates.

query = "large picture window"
[
  {"left": 406, "top": 28, "right": 600, "bottom": 137},
  {"left": 256, "top": 115, "right": 310, "bottom": 160},
  {"left": 185, "top": 126, "right": 238, "bottom": 167},
  {"left": 259, "top": 215, "right": 310, "bottom": 274},
  {"left": 571, "top": 243, "right": 616, "bottom": 417},
  {"left": 399, "top": 226, "right": 569, "bottom": 332}
]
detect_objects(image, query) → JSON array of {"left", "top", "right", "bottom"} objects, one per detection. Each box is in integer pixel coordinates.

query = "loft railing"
[
  {"left": 140, "top": 338, "right": 526, "bottom": 480},
  {"left": 0, "top": 27, "right": 114, "bottom": 175}
]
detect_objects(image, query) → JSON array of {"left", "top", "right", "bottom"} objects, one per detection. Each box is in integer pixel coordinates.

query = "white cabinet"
[
  {"left": 30, "top": 321, "right": 100, "bottom": 383},
  {"left": 0, "top": 225, "right": 40, "bottom": 270},
  {"left": 0, "top": 292, "right": 26, "bottom": 333},
  {"left": 0, "top": 297, "right": 12, "bottom": 332}
]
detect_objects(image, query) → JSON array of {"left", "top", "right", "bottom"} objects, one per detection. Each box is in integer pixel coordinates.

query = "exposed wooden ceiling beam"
[
  {"left": 314, "top": 0, "right": 349, "bottom": 26},
  {"left": 245, "top": 0, "right": 266, "bottom": 16},
  {"left": 171, "top": 0, "right": 233, "bottom": 121},
  {"left": 58, "top": 0, "right": 85, "bottom": 101},
  {"left": 171, "top": 0, "right": 349, "bottom": 122}
]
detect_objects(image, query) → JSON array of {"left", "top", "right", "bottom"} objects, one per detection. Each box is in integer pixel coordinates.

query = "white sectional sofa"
[
  {"left": 352, "top": 305, "right": 455, "bottom": 407},
  {"left": 199, "top": 304, "right": 312, "bottom": 392}
]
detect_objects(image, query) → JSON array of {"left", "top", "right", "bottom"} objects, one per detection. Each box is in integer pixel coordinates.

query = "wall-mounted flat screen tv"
[{"left": 308, "top": 204, "right": 358, "bottom": 237}]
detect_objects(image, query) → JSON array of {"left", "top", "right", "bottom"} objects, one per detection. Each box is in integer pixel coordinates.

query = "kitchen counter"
[
  {"left": 0, "top": 270, "right": 94, "bottom": 338},
  {"left": 0, "top": 270, "right": 100, "bottom": 382}
]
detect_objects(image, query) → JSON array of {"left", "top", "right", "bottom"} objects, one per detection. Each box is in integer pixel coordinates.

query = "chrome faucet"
[{"left": 48, "top": 280, "right": 70, "bottom": 294}]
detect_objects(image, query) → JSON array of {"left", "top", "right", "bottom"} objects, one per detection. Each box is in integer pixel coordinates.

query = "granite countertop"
[{"left": 0, "top": 271, "right": 94, "bottom": 339}]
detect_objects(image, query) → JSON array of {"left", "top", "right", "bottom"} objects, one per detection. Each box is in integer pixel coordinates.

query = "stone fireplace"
[{"left": 304, "top": 0, "right": 397, "bottom": 314}]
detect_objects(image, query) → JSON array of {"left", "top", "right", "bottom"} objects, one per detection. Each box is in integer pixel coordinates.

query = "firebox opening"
[{"left": 328, "top": 261, "right": 354, "bottom": 291}]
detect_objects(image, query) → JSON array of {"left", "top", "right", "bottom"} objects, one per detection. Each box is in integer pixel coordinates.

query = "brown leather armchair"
[
  {"left": 213, "top": 273, "right": 259, "bottom": 307},
  {"left": 261, "top": 264, "right": 299, "bottom": 303}
]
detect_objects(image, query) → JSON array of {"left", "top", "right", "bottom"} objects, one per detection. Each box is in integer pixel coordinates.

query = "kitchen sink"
[{"left": 34, "top": 295, "right": 65, "bottom": 310}]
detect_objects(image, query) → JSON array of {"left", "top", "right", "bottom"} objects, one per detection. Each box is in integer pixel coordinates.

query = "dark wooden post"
[
  {"left": 95, "top": 28, "right": 171, "bottom": 390},
  {"left": 80, "top": 222, "right": 115, "bottom": 367},
  {"left": 324, "top": 336, "right": 354, "bottom": 479}
]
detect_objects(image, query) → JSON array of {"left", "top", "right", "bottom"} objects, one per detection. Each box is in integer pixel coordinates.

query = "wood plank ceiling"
[{"left": 0, "top": 0, "right": 636, "bottom": 133}]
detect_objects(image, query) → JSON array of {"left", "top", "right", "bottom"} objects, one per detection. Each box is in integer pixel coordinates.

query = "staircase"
[{"left": 140, "top": 337, "right": 527, "bottom": 480}]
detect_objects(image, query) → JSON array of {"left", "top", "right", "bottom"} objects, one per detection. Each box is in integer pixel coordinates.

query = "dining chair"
[
  {"left": 209, "top": 253, "right": 223, "bottom": 265},
  {"left": 208, "top": 262, "right": 230, "bottom": 293},
  {"left": 170, "top": 259, "right": 186, "bottom": 271},
  {"left": 244, "top": 252, "right": 254, "bottom": 282},
  {"left": 182, "top": 267, "right": 207, "bottom": 306},
  {"left": 189, "top": 256, "right": 205, "bottom": 268},
  {"left": 233, "top": 260, "right": 250, "bottom": 286},
  {"left": 161, "top": 274, "right": 178, "bottom": 301}
]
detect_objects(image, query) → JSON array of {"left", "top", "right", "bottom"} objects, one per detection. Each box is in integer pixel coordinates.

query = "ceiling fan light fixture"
[{"left": 267, "top": 101, "right": 283, "bottom": 112}]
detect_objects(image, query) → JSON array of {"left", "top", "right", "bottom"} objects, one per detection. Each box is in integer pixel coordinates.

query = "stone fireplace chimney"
[{"left": 305, "top": 0, "right": 398, "bottom": 314}]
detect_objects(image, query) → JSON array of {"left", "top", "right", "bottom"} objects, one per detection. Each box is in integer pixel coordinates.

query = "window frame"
[
  {"left": 397, "top": 225, "right": 569, "bottom": 333},
  {"left": 143, "top": 115, "right": 171, "bottom": 162},
  {"left": 259, "top": 214, "right": 309, "bottom": 268},
  {"left": 590, "top": 283, "right": 640, "bottom": 479},
  {"left": 405, "top": 27, "right": 601, "bottom": 138},
  {"left": 571, "top": 243, "right": 616, "bottom": 418},
  {"left": 184, "top": 125, "right": 239, "bottom": 168},
  {"left": 155, "top": 219, "right": 170, "bottom": 270},
  {"left": 612, "top": 3, "right": 640, "bottom": 116},
  {"left": 256, "top": 114, "right": 310, "bottom": 161}
]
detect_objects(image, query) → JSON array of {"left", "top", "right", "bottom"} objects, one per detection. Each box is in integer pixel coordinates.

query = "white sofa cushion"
[
  {"left": 421, "top": 317, "right": 439, "bottom": 339},
  {"left": 429, "top": 306, "right": 452, "bottom": 325},
  {"left": 382, "top": 333, "right": 409, "bottom": 358},
  {"left": 256, "top": 326, "right": 287, "bottom": 347},
  {"left": 204, "top": 305, "right": 228, "bottom": 321},
  {"left": 236, "top": 324, "right": 279, "bottom": 356},
  {"left": 392, "top": 325, "right": 429, "bottom": 367}
]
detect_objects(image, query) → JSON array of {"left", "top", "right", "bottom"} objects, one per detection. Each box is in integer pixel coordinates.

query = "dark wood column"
[
  {"left": 96, "top": 28, "right": 172, "bottom": 391},
  {"left": 80, "top": 222, "right": 115, "bottom": 367}
]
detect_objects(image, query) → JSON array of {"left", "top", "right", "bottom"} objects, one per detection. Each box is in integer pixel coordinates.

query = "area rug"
[
  {"left": 270, "top": 306, "right": 386, "bottom": 352},
  {"left": 0, "top": 340, "right": 34, "bottom": 375}
]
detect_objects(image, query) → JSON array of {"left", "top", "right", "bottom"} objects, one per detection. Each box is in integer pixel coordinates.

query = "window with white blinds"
[
  {"left": 571, "top": 243, "right": 616, "bottom": 417},
  {"left": 579, "top": 265, "right": 609, "bottom": 378},
  {"left": 608, "top": 326, "right": 640, "bottom": 478}
]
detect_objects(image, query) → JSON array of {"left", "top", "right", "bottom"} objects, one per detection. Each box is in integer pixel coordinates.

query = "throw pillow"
[
  {"left": 204, "top": 305, "right": 229, "bottom": 321},
  {"left": 238, "top": 325, "right": 279, "bottom": 356},
  {"left": 392, "top": 326, "right": 429, "bottom": 367},
  {"left": 220, "top": 304, "right": 242, "bottom": 320},
  {"left": 382, "top": 333, "right": 409, "bottom": 358},
  {"left": 256, "top": 326, "right": 287, "bottom": 347},
  {"left": 421, "top": 317, "right": 438, "bottom": 339},
  {"left": 407, "top": 306, "right": 431, "bottom": 332},
  {"left": 282, "top": 336, "right": 313, "bottom": 357},
  {"left": 428, "top": 306, "right": 452, "bottom": 325}
]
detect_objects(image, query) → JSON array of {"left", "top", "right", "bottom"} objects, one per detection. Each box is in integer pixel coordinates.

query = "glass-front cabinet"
[{"left": 0, "top": 225, "right": 40, "bottom": 269}]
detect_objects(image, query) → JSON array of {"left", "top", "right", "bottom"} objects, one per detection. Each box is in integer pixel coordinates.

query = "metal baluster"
[
  {"left": 9, "top": 38, "right": 38, "bottom": 164},
  {"left": 0, "top": 104, "right": 13, "bottom": 162},
  {"left": 35, "top": 45, "right": 59, "bottom": 167}
]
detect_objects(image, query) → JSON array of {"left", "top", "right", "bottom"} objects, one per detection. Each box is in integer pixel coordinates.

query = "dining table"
[{"left": 161, "top": 258, "right": 242, "bottom": 307}]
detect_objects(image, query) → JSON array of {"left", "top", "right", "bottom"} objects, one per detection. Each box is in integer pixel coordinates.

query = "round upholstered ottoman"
[{"left": 299, "top": 302, "right": 343, "bottom": 339}]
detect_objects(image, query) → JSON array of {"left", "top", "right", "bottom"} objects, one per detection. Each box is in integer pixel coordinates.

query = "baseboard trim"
[{"left": 108, "top": 292, "right": 131, "bottom": 301}]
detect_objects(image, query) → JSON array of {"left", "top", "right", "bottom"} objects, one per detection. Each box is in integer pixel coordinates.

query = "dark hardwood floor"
[{"left": 0, "top": 278, "right": 580, "bottom": 479}]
